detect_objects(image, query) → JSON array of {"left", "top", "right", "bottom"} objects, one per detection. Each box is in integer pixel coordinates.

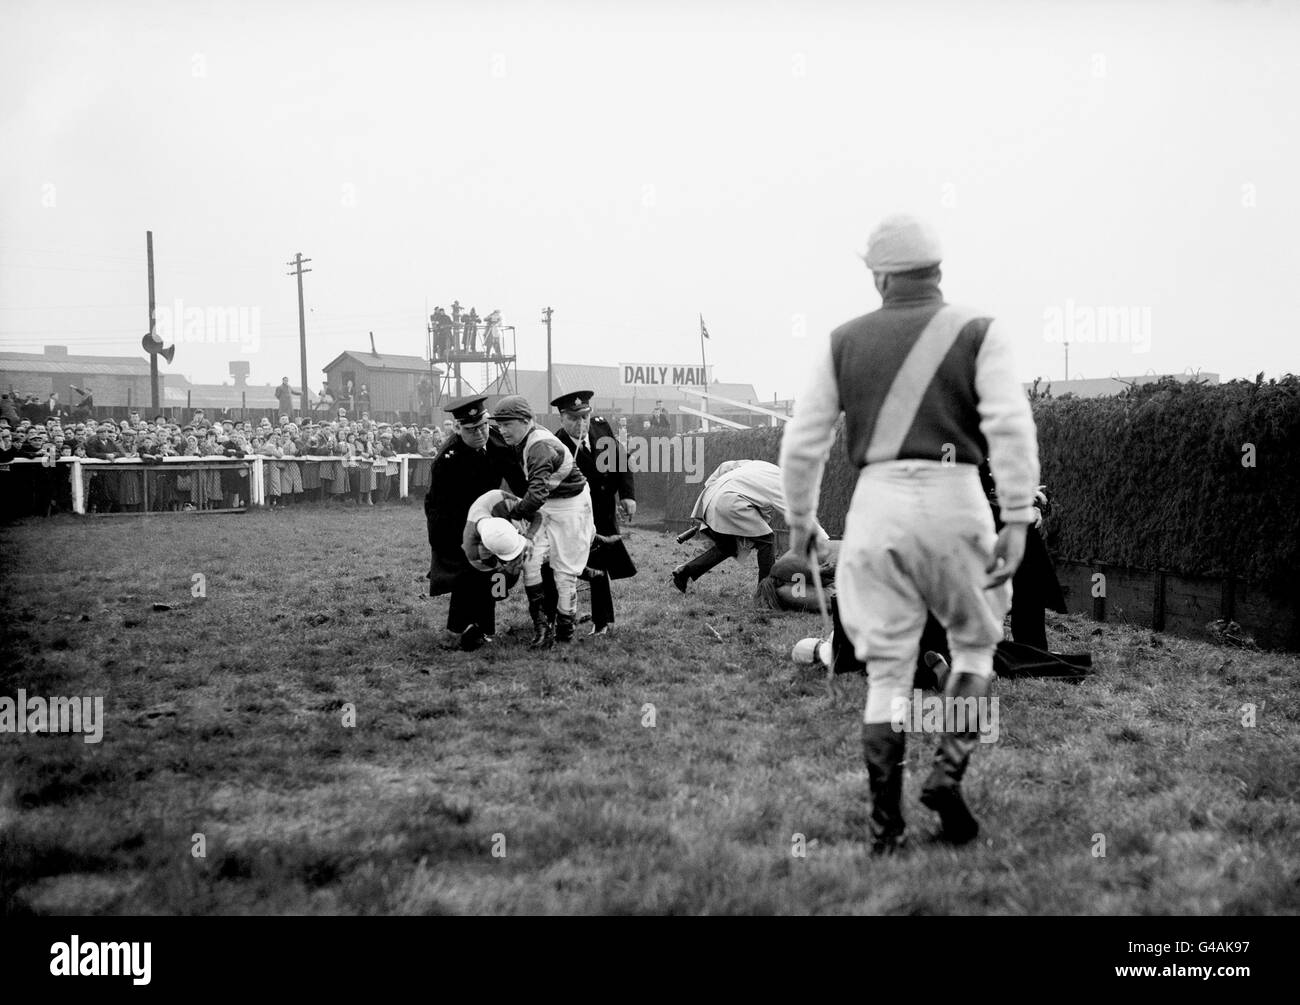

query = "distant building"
[
  {"left": 0, "top": 346, "right": 305, "bottom": 414},
  {"left": 483, "top": 364, "right": 766, "bottom": 428},
  {"left": 322, "top": 350, "right": 441, "bottom": 418},
  {"left": 1, "top": 346, "right": 155, "bottom": 408},
  {"left": 162, "top": 362, "right": 301, "bottom": 413},
  {"left": 1027, "top": 373, "right": 1220, "bottom": 398}
]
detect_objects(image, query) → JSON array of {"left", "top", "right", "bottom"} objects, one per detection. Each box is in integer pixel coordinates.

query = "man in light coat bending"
[
  {"left": 672, "top": 459, "right": 825, "bottom": 594},
  {"left": 779, "top": 213, "right": 1039, "bottom": 854}
]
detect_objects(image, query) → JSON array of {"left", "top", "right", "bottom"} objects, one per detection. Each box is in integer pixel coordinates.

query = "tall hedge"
[
  {"left": 1033, "top": 375, "right": 1300, "bottom": 590},
  {"left": 665, "top": 375, "right": 1300, "bottom": 590}
]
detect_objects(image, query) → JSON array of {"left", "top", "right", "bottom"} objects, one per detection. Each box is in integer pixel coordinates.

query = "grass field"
[{"left": 2, "top": 502, "right": 1298, "bottom": 915}]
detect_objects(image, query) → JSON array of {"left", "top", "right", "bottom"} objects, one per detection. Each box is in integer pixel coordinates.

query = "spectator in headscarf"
[
  {"left": 277, "top": 429, "right": 303, "bottom": 503},
  {"left": 483, "top": 310, "right": 506, "bottom": 365}
]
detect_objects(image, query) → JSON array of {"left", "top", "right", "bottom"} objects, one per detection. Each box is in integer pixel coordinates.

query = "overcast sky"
[{"left": 2, "top": 0, "right": 1296, "bottom": 401}]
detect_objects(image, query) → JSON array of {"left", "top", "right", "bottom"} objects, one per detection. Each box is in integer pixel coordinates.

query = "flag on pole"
[{"left": 700, "top": 314, "right": 709, "bottom": 339}]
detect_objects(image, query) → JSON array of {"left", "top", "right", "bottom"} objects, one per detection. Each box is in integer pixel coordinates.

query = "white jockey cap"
[
  {"left": 478, "top": 517, "right": 527, "bottom": 561},
  {"left": 861, "top": 213, "right": 943, "bottom": 273}
]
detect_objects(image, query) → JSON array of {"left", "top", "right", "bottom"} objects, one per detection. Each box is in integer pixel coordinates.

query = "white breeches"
[
  {"left": 835, "top": 461, "right": 1011, "bottom": 725},
  {"left": 523, "top": 486, "right": 596, "bottom": 614}
]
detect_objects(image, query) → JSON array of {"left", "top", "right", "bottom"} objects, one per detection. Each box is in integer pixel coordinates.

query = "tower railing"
[{"left": 427, "top": 322, "right": 517, "bottom": 408}]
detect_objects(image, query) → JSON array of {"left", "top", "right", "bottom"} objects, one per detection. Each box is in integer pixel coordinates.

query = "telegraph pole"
[
  {"left": 286, "top": 253, "right": 312, "bottom": 419},
  {"left": 699, "top": 313, "right": 710, "bottom": 433},
  {"left": 147, "top": 231, "right": 158, "bottom": 410},
  {"left": 542, "top": 306, "right": 554, "bottom": 413}
]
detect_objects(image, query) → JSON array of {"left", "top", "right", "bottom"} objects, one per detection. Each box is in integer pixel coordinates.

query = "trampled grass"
[{"left": 1, "top": 503, "right": 1298, "bottom": 915}]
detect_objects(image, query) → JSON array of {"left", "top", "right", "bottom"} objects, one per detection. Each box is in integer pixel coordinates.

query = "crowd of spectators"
[
  {"left": 315, "top": 379, "right": 373, "bottom": 418},
  {"left": 1, "top": 398, "right": 707, "bottom": 519},
  {"left": 0, "top": 408, "right": 449, "bottom": 515},
  {"left": 2, "top": 391, "right": 70, "bottom": 424}
]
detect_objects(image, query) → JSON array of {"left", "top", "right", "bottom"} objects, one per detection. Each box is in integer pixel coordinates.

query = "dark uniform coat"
[
  {"left": 979, "top": 462, "right": 1067, "bottom": 616},
  {"left": 556, "top": 416, "right": 634, "bottom": 536}
]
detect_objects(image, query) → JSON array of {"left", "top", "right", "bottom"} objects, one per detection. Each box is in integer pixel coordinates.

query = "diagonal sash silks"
[{"left": 865, "top": 305, "right": 979, "bottom": 464}]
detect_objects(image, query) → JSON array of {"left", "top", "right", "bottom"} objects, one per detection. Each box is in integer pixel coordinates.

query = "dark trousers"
[
  {"left": 831, "top": 598, "right": 947, "bottom": 690},
  {"left": 831, "top": 599, "right": 1073, "bottom": 686},
  {"left": 447, "top": 571, "right": 497, "bottom": 635},
  {"left": 682, "top": 530, "right": 776, "bottom": 584},
  {"left": 586, "top": 571, "right": 614, "bottom": 627},
  {"left": 1010, "top": 596, "right": 1048, "bottom": 650}
]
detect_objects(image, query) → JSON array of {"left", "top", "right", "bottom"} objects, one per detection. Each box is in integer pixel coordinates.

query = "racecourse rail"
[{"left": 0, "top": 455, "right": 435, "bottom": 514}]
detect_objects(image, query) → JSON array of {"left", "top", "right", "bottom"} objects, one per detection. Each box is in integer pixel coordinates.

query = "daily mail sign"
[{"left": 620, "top": 364, "right": 712, "bottom": 388}]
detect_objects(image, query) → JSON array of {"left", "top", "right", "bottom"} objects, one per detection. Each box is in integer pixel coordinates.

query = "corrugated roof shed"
[
  {"left": 323, "top": 350, "right": 433, "bottom": 373},
  {"left": 0, "top": 354, "right": 151, "bottom": 377}
]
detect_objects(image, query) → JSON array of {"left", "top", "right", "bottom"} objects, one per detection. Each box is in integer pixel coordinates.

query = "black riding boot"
[
  {"left": 919, "top": 672, "right": 990, "bottom": 845},
  {"left": 555, "top": 609, "right": 576, "bottom": 643},
  {"left": 672, "top": 543, "right": 732, "bottom": 592},
  {"left": 862, "top": 721, "right": 907, "bottom": 855},
  {"left": 525, "top": 583, "right": 553, "bottom": 649}
]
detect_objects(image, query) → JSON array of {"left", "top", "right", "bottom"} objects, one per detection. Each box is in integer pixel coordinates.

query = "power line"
[
  {"left": 0, "top": 304, "right": 141, "bottom": 311},
  {"left": 0, "top": 245, "right": 142, "bottom": 262},
  {"left": 0, "top": 262, "right": 139, "bottom": 273},
  {"left": 0, "top": 245, "right": 277, "bottom": 272}
]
